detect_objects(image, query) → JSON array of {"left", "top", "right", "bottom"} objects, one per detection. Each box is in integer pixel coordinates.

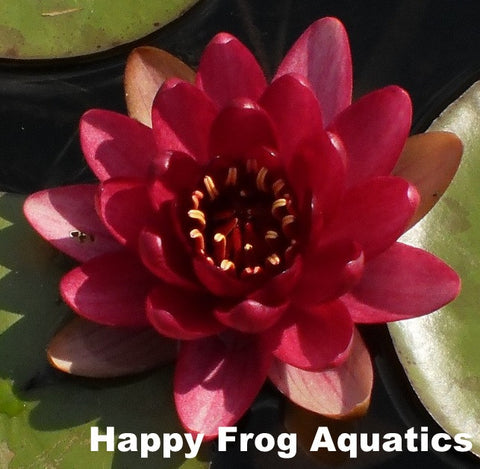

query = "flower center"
[{"left": 185, "top": 151, "right": 299, "bottom": 279}]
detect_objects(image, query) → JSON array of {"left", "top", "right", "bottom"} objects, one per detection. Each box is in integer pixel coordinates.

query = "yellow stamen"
[
  {"left": 220, "top": 259, "right": 235, "bottom": 272},
  {"left": 282, "top": 214, "right": 296, "bottom": 237},
  {"left": 213, "top": 233, "right": 227, "bottom": 262},
  {"left": 272, "top": 178, "right": 286, "bottom": 197},
  {"left": 204, "top": 175, "right": 219, "bottom": 200},
  {"left": 187, "top": 209, "right": 206, "bottom": 228},
  {"left": 265, "top": 230, "right": 279, "bottom": 241},
  {"left": 189, "top": 229, "right": 205, "bottom": 252},
  {"left": 225, "top": 167, "right": 238, "bottom": 186},
  {"left": 272, "top": 198, "right": 287, "bottom": 218},
  {"left": 266, "top": 253, "right": 281, "bottom": 266},
  {"left": 256, "top": 167, "right": 268, "bottom": 192}
]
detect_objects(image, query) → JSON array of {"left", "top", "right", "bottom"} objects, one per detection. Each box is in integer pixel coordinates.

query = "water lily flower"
[{"left": 24, "top": 17, "right": 462, "bottom": 439}]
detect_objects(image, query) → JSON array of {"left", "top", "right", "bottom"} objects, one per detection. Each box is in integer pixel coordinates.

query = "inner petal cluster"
[{"left": 184, "top": 151, "right": 299, "bottom": 280}]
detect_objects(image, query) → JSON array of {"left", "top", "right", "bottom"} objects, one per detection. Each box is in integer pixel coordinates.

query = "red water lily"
[{"left": 24, "top": 17, "right": 461, "bottom": 439}]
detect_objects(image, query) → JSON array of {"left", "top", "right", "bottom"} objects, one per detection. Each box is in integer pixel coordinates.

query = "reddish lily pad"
[
  {"left": 0, "top": 0, "right": 200, "bottom": 59},
  {"left": 389, "top": 81, "right": 480, "bottom": 457},
  {"left": 0, "top": 192, "right": 209, "bottom": 468}
]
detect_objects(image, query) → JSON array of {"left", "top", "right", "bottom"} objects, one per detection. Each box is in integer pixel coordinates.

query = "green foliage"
[
  {"left": 390, "top": 81, "right": 480, "bottom": 457},
  {"left": 0, "top": 0, "right": 199, "bottom": 59},
  {"left": 0, "top": 193, "right": 210, "bottom": 468}
]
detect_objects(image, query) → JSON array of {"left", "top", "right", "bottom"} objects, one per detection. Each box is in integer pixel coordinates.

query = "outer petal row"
[
  {"left": 342, "top": 242, "right": 461, "bottom": 323},
  {"left": 269, "top": 328, "right": 372, "bottom": 417},
  {"left": 328, "top": 86, "right": 412, "bottom": 189},
  {"left": 152, "top": 79, "right": 217, "bottom": 165},
  {"left": 23, "top": 185, "right": 121, "bottom": 263},
  {"left": 260, "top": 73, "right": 323, "bottom": 167},
  {"left": 275, "top": 17, "right": 352, "bottom": 127},
  {"left": 270, "top": 301, "right": 354, "bottom": 371},
  {"left": 80, "top": 109, "right": 157, "bottom": 181},
  {"left": 196, "top": 33, "right": 267, "bottom": 109},
  {"left": 174, "top": 332, "right": 273, "bottom": 439},
  {"left": 319, "top": 176, "right": 419, "bottom": 259},
  {"left": 60, "top": 252, "right": 155, "bottom": 327}
]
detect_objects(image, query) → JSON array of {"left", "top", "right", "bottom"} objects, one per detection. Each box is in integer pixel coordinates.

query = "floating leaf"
[
  {"left": 0, "top": 0, "right": 200, "bottom": 59},
  {"left": 389, "top": 81, "right": 480, "bottom": 456},
  {"left": 0, "top": 192, "right": 209, "bottom": 468}
]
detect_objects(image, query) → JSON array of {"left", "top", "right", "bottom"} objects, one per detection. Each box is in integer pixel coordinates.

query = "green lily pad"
[
  {"left": 389, "top": 81, "right": 480, "bottom": 456},
  {"left": 0, "top": 193, "right": 210, "bottom": 468},
  {"left": 0, "top": 0, "right": 200, "bottom": 59}
]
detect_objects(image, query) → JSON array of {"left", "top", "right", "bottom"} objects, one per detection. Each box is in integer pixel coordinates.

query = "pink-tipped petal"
[
  {"left": 270, "top": 301, "right": 354, "bottom": 371},
  {"left": 152, "top": 79, "right": 217, "bottom": 165},
  {"left": 60, "top": 252, "right": 154, "bottom": 327},
  {"left": 80, "top": 109, "right": 156, "bottom": 181},
  {"left": 174, "top": 333, "right": 272, "bottom": 439},
  {"left": 260, "top": 74, "right": 323, "bottom": 164},
  {"left": 322, "top": 176, "right": 419, "bottom": 259},
  {"left": 215, "top": 300, "right": 286, "bottom": 333},
  {"left": 146, "top": 284, "right": 222, "bottom": 340},
  {"left": 275, "top": 17, "right": 352, "bottom": 126},
  {"left": 23, "top": 185, "right": 121, "bottom": 263},
  {"left": 342, "top": 242, "right": 461, "bottom": 323},
  {"left": 209, "top": 99, "right": 279, "bottom": 158},
  {"left": 294, "top": 240, "right": 364, "bottom": 306},
  {"left": 48, "top": 317, "right": 176, "bottom": 378},
  {"left": 98, "top": 178, "right": 158, "bottom": 248},
  {"left": 124, "top": 46, "right": 195, "bottom": 127},
  {"left": 196, "top": 33, "right": 267, "bottom": 108},
  {"left": 269, "top": 328, "right": 373, "bottom": 417},
  {"left": 329, "top": 86, "right": 412, "bottom": 188}
]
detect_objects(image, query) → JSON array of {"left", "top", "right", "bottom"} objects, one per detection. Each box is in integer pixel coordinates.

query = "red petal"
[
  {"left": 174, "top": 333, "right": 272, "bottom": 439},
  {"left": 23, "top": 185, "right": 121, "bottom": 262},
  {"left": 209, "top": 98, "right": 278, "bottom": 158},
  {"left": 60, "top": 252, "right": 154, "bottom": 327},
  {"left": 260, "top": 74, "right": 323, "bottom": 164},
  {"left": 138, "top": 227, "right": 199, "bottom": 291},
  {"left": 289, "top": 130, "right": 346, "bottom": 219},
  {"left": 151, "top": 79, "right": 217, "bottom": 165},
  {"left": 151, "top": 150, "right": 203, "bottom": 195},
  {"left": 80, "top": 109, "right": 156, "bottom": 181},
  {"left": 270, "top": 301, "right": 354, "bottom": 371},
  {"left": 48, "top": 317, "right": 176, "bottom": 377},
  {"left": 329, "top": 86, "right": 412, "bottom": 188},
  {"left": 294, "top": 240, "right": 364, "bottom": 306},
  {"left": 269, "top": 328, "right": 373, "bottom": 417},
  {"left": 253, "top": 255, "right": 302, "bottom": 305},
  {"left": 196, "top": 33, "right": 267, "bottom": 108},
  {"left": 98, "top": 178, "right": 157, "bottom": 248},
  {"left": 275, "top": 17, "right": 352, "bottom": 126},
  {"left": 146, "top": 284, "right": 222, "bottom": 340},
  {"left": 193, "top": 256, "right": 253, "bottom": 298},
  {"left": 342, "top": 242, "right": 461, "bottom": 323},
  {"left": 322, "top": 176, "right": 419, "bottom": 259},
  {"left": 215, "top": 300, "right": 286, "bottom": 333}
]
